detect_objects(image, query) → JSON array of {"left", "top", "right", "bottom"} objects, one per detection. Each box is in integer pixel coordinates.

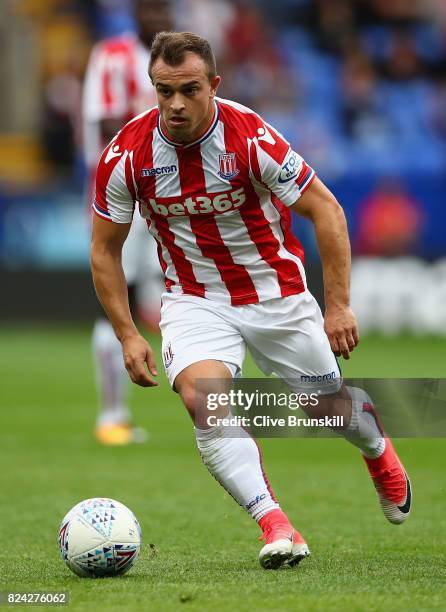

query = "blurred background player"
[{"left": 82, "top": 0, "right": 173, "bottom": 445}]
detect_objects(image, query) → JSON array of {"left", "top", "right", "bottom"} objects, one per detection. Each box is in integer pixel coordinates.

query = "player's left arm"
[{"left": 291, "top": 177, "right": 359, "bottom": 359}]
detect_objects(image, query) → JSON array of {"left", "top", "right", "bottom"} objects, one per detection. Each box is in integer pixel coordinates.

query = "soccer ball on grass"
[{"left": 58, "top": 498, "right": 141, "bottom": 577}]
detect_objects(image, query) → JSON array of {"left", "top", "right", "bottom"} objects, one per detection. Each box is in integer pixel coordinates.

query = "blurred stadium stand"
[{"left": 1, "top": 0, "right": 445, "bottom": 333}]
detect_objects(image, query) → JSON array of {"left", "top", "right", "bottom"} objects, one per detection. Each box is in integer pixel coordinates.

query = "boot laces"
[{"left": 259, "top": 523, "right": 293, "bottom": 544}]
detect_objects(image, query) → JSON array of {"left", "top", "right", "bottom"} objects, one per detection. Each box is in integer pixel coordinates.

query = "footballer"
[{"left": 90, "top": 32, "right": 412, "bottom": 569}]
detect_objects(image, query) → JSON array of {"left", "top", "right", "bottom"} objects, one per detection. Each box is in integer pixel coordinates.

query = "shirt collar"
[{"left": 157, "top": 100, "right": 219, "bottom": 148}]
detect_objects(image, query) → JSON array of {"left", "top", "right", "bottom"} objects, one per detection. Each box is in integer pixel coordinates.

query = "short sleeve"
[
  {"left": 249, "top": 121, "right": 316, "bottom": 206},
  {"left": 93, "top": 138, "right": 135, "bottom": 224}
]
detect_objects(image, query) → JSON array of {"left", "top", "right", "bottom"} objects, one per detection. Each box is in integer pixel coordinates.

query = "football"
[{"left": 58, "top": 498, "right": 141, "bottom": 577}]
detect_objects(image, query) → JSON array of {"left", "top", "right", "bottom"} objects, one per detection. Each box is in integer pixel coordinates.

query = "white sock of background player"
[
  {"left": 195, "top": 424, "right": 280, "bottom": 521},
  {"left": 92, "top": 319, "right": 131, "bottom": 427},
  {"left": 342, "top": 386, "right": 386, "bottom": 459}
]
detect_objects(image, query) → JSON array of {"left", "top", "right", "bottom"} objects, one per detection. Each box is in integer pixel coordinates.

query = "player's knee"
[
  {"left": 176, "top": 375, "right": 228, "bottom": 426},
  {"left": 175, "top": 376, "right": 205, "bottom": 419},
  {"left": 178, "top": 383, "right": 198, "bottom": 418},
  {"left": 175, "top": 360, "right": 233, "bottom": 421}
]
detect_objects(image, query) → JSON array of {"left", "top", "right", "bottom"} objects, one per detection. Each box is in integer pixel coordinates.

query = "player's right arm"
[
  {"left": 90, "top": 129, "right": 158, "bottom": 387},
  {"left": 91, "top": 215, "right": 158, "bottom": 387}
]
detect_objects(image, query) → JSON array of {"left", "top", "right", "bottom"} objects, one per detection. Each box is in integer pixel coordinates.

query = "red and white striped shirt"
[
  {"left": 94, "top": 98, "right": 316, "bottom": 306},
  {"left": 83, "top": 33, "right": 157, "bottom": 167}
]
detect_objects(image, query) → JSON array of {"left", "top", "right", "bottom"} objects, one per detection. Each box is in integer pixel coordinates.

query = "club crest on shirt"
[
  {"left": 163, "top": 342, "right": 174, "bottom": 368},
  {"left": 218, "top": 152, "right": 240, "bottom": 180}
]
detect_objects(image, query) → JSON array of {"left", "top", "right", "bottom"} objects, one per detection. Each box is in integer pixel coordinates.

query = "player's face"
[
  {"left": 135, "top": 0, "right": 172, "bottom": 47},
  {"left": 151, "top": 52, "right": 221, "bottom": 144}
]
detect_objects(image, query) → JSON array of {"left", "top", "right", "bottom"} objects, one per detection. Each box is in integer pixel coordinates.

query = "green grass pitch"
[{"left": 0, "top": 326, "right": 445, "bottom": 611}]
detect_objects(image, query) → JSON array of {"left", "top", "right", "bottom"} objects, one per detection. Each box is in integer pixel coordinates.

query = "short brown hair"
[{"left": 149, "top": 31, "right": 217, "bottom": 81}]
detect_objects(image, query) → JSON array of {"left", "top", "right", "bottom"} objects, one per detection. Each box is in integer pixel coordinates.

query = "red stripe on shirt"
[
  {"left": 127, "top": 45, "right": 137, "bottom": 102},
  {"left": 296, "top": 162, "right": 311, "bottom": 189},
  {"left": 178, "top": 144, "right": 259, "bottom": 305},
  {"left": 239, "top": 185, "right": 305, "bottom": 297},
  {"left": 222, "top": 118, "right": 305, "bottom": 297},
  {"left": 248, "top": 137, "right": 263, "bottom": 185},
  {"left": 297, "top": 161, "right": 309, "bottom": 183},
  {"left": 102, "top": 66, "right": 113, "bottom": 112},
  {"left": 141, "top": 132, "right": 204, "bottom": 296},
  {"left": 271, "top": 195, "right": 305, "bottom": 264},
  {"left": 257, "top": 123, "right": 290, "bottom": 165},
  {"left": 154, "top": 215, "right": 204, "bottom": 296},
  {"left": 219, "top": 102, "right": 289, "bottom": 165},
  {"left": 249, "top": 131, "right": 304, "bottom": 264},
  {"left": 155, "top": 241, "right": 174, "bottom": 291},
  {"left": 294, "top": 160, "right": 316, "bottom": 194},
  {"left": 128, "top": 110, "right": 175, "bottom": 292},
  {"left": 125, "top": 155, "right": 137, "bottom": 203},
  {"left": 97, "top": 37, "right": 134, "bottom": 113}
]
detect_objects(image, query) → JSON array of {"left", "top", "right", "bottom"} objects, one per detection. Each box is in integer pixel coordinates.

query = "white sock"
[
  {"left": 195, "top": 424, "right": 280, "bottom": 521},
  {"left": 343, "top": 386, "right": 386, "bottom": 459},
  {"left": 92, "top": 319, "right": 131, "bottom": 427}
]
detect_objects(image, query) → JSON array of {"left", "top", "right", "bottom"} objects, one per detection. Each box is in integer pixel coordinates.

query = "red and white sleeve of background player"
[
  {"left": 248, "top": 118, "right": 316, "bottom": 207},
  {"left": 93, "top": 136, "right": 137, "bottom": 224}
]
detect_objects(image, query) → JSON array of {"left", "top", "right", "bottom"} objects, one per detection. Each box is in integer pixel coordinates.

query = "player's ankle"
[
  {"left": 258, "top": 508, "right": 291, "bottom": 531},
  {"left": 360, "top": 437, "right": 386, "bottom": 459}
]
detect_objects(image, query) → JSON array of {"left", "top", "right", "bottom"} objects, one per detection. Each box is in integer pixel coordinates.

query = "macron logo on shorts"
[{"left": 300, "top": 371, "right": 337, "bottom": 383}]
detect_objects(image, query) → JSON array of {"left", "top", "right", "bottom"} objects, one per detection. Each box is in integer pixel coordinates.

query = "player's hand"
[
  {"left": 324, "top": 304, "right": 359, "bottom": 360},
  {"left": 121, "top": 333, "right": 158, "bottom": 387}
]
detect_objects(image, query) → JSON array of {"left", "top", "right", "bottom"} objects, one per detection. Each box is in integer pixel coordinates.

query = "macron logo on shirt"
[{"left": 141, "top": 165, "right": 178, "bottom": 177}]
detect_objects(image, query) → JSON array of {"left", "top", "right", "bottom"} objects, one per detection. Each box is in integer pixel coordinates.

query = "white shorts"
[
  {"left": 122, "top": 211, "right": 159, "bottom": 285},
  {"left": 159, "top": 291, "right": 341, "bottom": 393}
]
